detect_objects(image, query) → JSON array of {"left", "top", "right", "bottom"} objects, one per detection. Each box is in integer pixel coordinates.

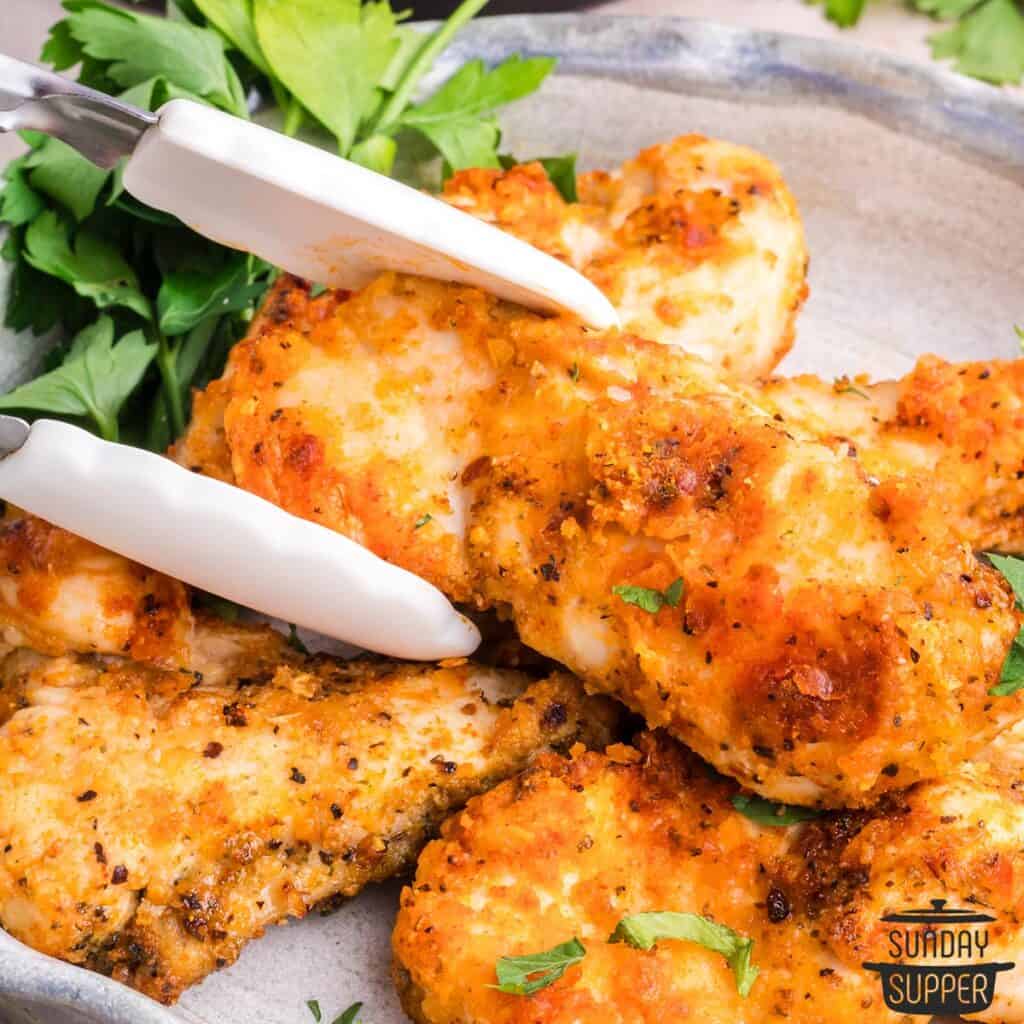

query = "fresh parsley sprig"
[
  {"left": 815, "top": 0, "right": 1024, "bottom": 85},
  {"left": 306, "top": 998, "right": 365, "bottom": 1024},
  {"left": 0, "top": 0, "right": 565, "bottom": 452}
]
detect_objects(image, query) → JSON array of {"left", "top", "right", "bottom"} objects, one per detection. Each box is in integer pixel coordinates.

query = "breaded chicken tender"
[
  {"left": 761, "top": 355, "right": 1024, "bottom": 553},
  {"left": 393, "top": 731, "right": 1024, "bottom": 1024},
  {"left": 442, "top": 136, "right": 809, "bottom": 378},
  {"left": 177, "top": 274, "right": 1022, "bottom": 806},
  {"left": 0, "top": 644, "right": 618, "bottom": 1002},
  {"left": 0, "top": 510, "right": 290, "bottom": 684}
]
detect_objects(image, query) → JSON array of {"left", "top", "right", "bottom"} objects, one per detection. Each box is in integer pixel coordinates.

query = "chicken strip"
[
  {"left": 761, "top": 356, "right": 1024, "bottom": 553},
  {"left": 0, "top": 510, "right": 291, "bottom": 684},
  {"left": 393, "top": 731, "right": 1024, "bottom": 1024},
  {"left": 0, "top": 643, "right": 618, "bottom": 1003},
  {"left": 442, "top": 135, "right": 809, "bottom": 377},
  {"left": 177, "top": 273, "right": 1021, "bottom": 806}
]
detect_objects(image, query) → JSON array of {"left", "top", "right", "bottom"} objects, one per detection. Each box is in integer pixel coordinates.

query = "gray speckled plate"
[{"left": 2, "top": 12, "right": 1023, "bottom": 1024}]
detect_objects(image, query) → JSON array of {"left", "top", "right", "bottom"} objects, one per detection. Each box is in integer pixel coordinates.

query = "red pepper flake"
[
  {"left": 94, "top": 842, "right": 106, "bottom": 865},
  {"left": 203, "top": 742, "right": 224, "bottom": 759}
]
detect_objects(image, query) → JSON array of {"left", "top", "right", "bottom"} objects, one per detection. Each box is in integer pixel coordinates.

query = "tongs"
[{"left": 0, "top": 54, "right": 619, "bottom": 659}]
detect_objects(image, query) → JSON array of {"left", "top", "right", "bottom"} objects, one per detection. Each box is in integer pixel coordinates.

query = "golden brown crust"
[
  {"left": 764, "top": 355, "right": 1024, "bottom": 552},
  {"left": 0, "top": 647, "right": 619, "bottom": 1003},
  {"left": 393, "top": 732, "right": 1024, "bottom": 1024},
  {"left": 443, "top": 136, "right": 809, "bottom": 378},
  {"left": 179, "top": 272, "right": 1023, "bottom": 806}
]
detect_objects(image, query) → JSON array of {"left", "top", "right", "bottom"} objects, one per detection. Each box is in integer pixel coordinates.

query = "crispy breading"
[
  {"left": 443, "top": 136, "right": 809, "bottom": 378},
  {"left": 0, "top": 511, "right": 291, "bottom": 683},
  {"left": 0, "top": 645, "right": 618, "bottom": 1003},
  {"left": 176, "top": 273, "right": 1022, "bottom": 806},
  {"left": 761, "top": 355, "right": 1024, "bottom": 552},
  {"left": 393, "top": 731, "right": 1024, "bottom": 1024}
]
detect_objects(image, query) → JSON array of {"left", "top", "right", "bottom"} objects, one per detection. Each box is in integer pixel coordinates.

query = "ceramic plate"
[{"left": 2, "top": 12, "right": 1023, "bottom": 1024}]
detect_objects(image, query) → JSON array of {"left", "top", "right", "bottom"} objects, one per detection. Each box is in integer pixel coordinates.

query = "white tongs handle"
[{"left": 0, "top": 419, "right": 480, "bottom": 660}]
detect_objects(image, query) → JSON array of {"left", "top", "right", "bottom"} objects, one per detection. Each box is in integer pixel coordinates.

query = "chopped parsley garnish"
[
  {"left": 988, "top": 553, "right": 1024, "bottom": 696},
  {"left": 730, "top": 793, "right": 821, "bottom": 827},
  {"left": 414, "top": 513, "right": 433, "bottom": 529},
  {"left": 306, "top": 999, "right": 365, "bottom": 1024},
  {"left": 493, "top": 937, "right": 586, "bottom": 996},
  {"left": 609, "top": 911, "right": 760, "bottom": 997},
  {"left": 612, "top": 577, "right": 684, "bottom": 614},
  {"left": 287, "top": 623, "right": 309, "bottom": 654}
]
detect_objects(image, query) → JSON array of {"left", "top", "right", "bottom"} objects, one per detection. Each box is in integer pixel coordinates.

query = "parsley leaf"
[
  {"left": 401, "top": 55, "right": 557, "bottom": 171},
  {"left": 24, "top": 211, "right": 151, "bottom": 320},
  {"left": 23, "top": 136, "right": 108, "bottom": 222},
  {"left": 0, "top": 156, "right": 46, "bottom": 227},
  {"left": 253, "top": 0, "right": 402, "bottom": 156},
  {"left": 157, "top": 255, "right": 267, "bottom": 335},
  {"left": 613, "top": 578, "right": 684, "bottom": 614},
  {"left": 987, "top": 554, "right": 1024, "bottom": 696},
  {"left": 926, "top": 0, "right": 1024, "bottom": 84},
  {"left": 192, "top": 0, "right": 271, "bottom": 74},
  {"left": 730, "top": 793, "right": 821, "bottom": 827},
  {"left": 414, "top": 513, "right": 433, "bottom": 529},
  {"left": 609, "top": 912, "right": 759, "bottom": 997},
  {"left": 62, "top": 0, "right": 248, "bottom": 115},
  {"left": 332, "top": 1003, "right": 364, "bottom": 1024},
  {"left": 817, "top": 0, "right": 869, "bottom": 27},
  {"left": 0, "top": 317, "right": 155, "bottom": 441},
  {"left": 307, "top": 1000, "right": 322, "bottom": 1022},
  {"left": 493, "top": 937, "right": 586, "bottom": 996}
]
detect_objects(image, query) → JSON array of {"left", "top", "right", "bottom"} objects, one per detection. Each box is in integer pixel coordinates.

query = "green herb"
[
  {"left": 287, "top": 623, "right": 310, "bottom": 654},
  {"left": 414, "top": 513, "right": 433, "bottom": 529},
  {"left": 835, "top": 383, "right": 869, "bottom": 399},
  {"left": 306, "top": 999, "right": 365, "bottom": 1024},
  {"left": 730, "top": 793, "right": 821, "bottom": 827},
  {"left": 815, "top": 0, "right": 1024, "bottom": 85},
  {"left": 493, "top": 937, "right": 586, "bottom": 996},
  {"left": 400, "top": 54, "right": 557, "bottom": 173},
  {"left": 332, "top": 1004, "right": 364, "bottom": 1024},
  {"left": 613, "top": 577, "right": 684, "bottom": 614},
  {"left": 195, "top": 591, "right": 243, "bottom": 621},
  {"left": 0, "top": 317, "right": 155, "bottom": 441},
  {"left": 3, "top": 0, "right": 561, "bottom": 452},
  {"left": 1015, "top": 325, "right": 1024, "bottom": 352},
  {"left": 988, "top": 553, "right": 1024, "bottom": 696},
  {"left": 609, "top": 912, "right": 759, "bottom": 997},
  {"left": 816, "top": 0, "right": 868, "bottom": 28}
]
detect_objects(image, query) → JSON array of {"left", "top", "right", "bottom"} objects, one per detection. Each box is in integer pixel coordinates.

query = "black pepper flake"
[
  {"left": 538, "top": 556, "right": 560, "bottom": 582},
  {"left": 94, "top": 842, "right": 106, "bottom": 865},
  {"left": 766, "top": 886, "right": 791, "bottom": 923},
  {"left": 223, "top": 703, "right": 248, "bottom": 727},
  {"left": 111, "top": 865, "right": 128, "bottom": 885},
  {"left": 203, "top": 742, "right": 224, "bottom": 759},
  {"left": 881, "top": 763, "right": 899, "bottom": 777},
  {"left": 330, "top": 803, "right": 343, "bottom": 820},
  {"left": 909, "top": 648, "right": 920, "bottom": 664},
  {"left": 318, "top": 850, "right": 335, "bottom": 866},
  {"left": 290, "top": 767, "right": 306, "bottom": 784},
  {"left": 347, "top": 757, "right": 359, "bottom": 771},
  {"left": 541, "top": 702, "right": 568, "bottom": 729},
  {"left": 77, "top": 790, "right": 98, "bottom": 803}
]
